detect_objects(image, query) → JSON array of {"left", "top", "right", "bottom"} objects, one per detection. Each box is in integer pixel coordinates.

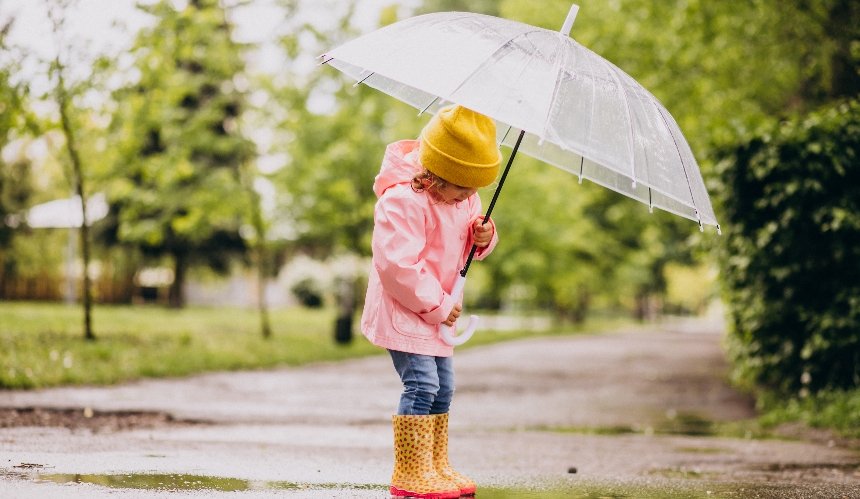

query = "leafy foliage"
[
  {"left": 0, "top": 22, "right": 33, "bottom": 254},
  {"left": 101, "top": 0, "right": 255, "bottom": 307},
  {"left": 716, "top": 99, "right": 860, "bottom": 393},
  {"left": 271, "top": 0, "right": 421, "bottom": 257}
]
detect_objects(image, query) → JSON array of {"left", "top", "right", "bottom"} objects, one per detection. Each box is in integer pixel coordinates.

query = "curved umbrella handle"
[{"left": 439, "top": 274, "right": 480, "bottom": 346}]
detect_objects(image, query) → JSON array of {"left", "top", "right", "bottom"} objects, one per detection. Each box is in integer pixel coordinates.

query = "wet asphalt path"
[{"left": 1, "top": 319, "right": 859, "bottom": 498}]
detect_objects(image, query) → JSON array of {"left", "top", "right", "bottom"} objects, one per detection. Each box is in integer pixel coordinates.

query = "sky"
[
  {"left": 0, "top": 0, "right": 420, "bottom": 162},
  {"left": 0, "top": 0, "right": 419, "bottom": 90}
]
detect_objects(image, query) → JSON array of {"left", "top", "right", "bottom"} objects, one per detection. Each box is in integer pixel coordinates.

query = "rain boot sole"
[{"left": 390, "top": 485, "right": 461, "bottom": 499}]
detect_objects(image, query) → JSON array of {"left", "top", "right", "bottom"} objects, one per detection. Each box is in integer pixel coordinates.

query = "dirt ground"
[{"left": 1, "top": 318, "right": 859, "bottom": 498}]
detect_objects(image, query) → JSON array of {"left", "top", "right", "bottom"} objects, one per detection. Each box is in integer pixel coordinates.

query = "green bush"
[{"left": 716, "top": 99, "right": 860, "bottom": 395}]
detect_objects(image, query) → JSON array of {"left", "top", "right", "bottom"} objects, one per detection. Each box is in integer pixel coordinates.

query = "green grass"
[
  {"left": 0, "top": 302, "right": 384, "bottom": 389},
  {"left": 0, "top": 302, "right": 629, "bottom": 389},
  {"left": 758, "top": 389, "right": 860, "bottom": 439}
]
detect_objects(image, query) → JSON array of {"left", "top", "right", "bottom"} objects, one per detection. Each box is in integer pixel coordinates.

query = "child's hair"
[{"left": 411, "top": 168, "right": 449, "bottom": 194}]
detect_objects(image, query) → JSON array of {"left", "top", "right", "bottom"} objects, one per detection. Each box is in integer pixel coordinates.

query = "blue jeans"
[{"left": 388, "top": 350, "right": 454, "bottom": 415}]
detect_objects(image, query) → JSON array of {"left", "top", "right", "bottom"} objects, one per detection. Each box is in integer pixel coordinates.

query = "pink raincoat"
[{"left": 360, "top": 140, "right": 498, "bottom": 357}]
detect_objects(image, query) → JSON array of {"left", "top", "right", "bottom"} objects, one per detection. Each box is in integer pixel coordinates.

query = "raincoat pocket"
[{"left": 391, "top": 301, "right": 434, "bottom": 339}]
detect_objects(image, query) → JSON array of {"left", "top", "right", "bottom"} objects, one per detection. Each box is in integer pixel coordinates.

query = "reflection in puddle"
[
  {"left": 38, "top": 473, "right": 386, "bottom": 492},
  {"left": 39, "top": 474, "right": 252, "bottom": 491}
]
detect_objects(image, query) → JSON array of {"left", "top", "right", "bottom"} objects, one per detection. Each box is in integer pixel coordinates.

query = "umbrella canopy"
[{"left": 322, "top": 6, "right": 719, "bottom": 232}]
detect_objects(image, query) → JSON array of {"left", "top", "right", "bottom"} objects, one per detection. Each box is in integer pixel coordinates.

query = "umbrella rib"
[
  {"left": 536, "top": 142, "right": 702, "bottom": 218},
  {"left": 653, "top": 101, "right": 701, "bottom": 225},
  {"left": 446, "top": 28, "right": 551, "bottom": 126},
  {"left": 421, "top": 15, "right": 539, "bottom": 106},
  {"left": 537, "top": 35, "right": 572, "bottom": 145},
  {"left": 353, "top": 71, "right": 374, "bottom": 87},
  {"left": 596, "top": 57, "right": 637, "bottom": 188},
  {"left": 446, "top": 27, "right": 546, "bottom": 111},
  {"left": 578, "top": 156, "right": 584, "bottom": 184},
  {"left": 418, "top": 96, "right": 440, "bottom": 116},
  {"left": 498, "top": 125, "right": 513, "bottom": 148},
  {"left": 582, "top": 47, "right": 598, "bottom": 157}
]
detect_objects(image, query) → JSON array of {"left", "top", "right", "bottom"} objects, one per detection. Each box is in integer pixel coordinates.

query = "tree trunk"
[
  {"left": 634, "top": 292, "right": 648, "bottom": 322},
  {"left": 827, "top": 0, "right": 860, "bottom": 99},
  {"left": 0, "top": 251, "right": 6, "bottom": 300},
  {"left": 56, "top": 57, "right": 94, "bottom": 341},
  {"left": 238, "top": 149, "right": 272, "bottom": 338},
  {"left": 256, "top": 246, "right": 272, "bottom": 339},
  {"left": 251, "top": 199, "right": 271, "bottom": 339},
  {"left": 168, "top": 252, "right": 186, "bottom": 309},
  {"left": 571, "top": 290, "right": 590, "bottom": 324}
]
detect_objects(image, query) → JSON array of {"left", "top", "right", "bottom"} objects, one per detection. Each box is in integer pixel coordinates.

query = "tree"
[
  {"left": 41, "top": 0, "right": 98, "bottom": 339},
  {"left": 0, "top": 19, "right": 35, "bottom": 278},
  {"left": 274, "top": 2, "right": 402, "bottom": 254},
  {"left": 237, "top": 134, "right": 273, "bottom": 338},
  {"left": 104, "top": 0, "right": 255, "bottom": 308}
]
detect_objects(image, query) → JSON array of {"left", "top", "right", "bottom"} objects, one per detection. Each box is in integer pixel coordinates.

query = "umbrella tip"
[{"left": 560, "top": 4, "right": 579, "bottom": 37}]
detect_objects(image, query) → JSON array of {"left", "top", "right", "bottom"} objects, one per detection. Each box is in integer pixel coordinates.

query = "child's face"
[{"left": 433, "top": 182, "right": 477, "bottom": 204}]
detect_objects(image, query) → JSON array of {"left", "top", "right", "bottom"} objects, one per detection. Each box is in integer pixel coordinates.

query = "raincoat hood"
[{"left": 373, "top": 140, "right": 421, "bottom": 198}]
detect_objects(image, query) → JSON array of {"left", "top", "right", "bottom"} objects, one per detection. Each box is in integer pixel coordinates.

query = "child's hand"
[
  {"left": 472, "top": 217, "right": 494, "bottom": 248},
  {"left": 442, "top": 303, "right": 462, "bottom": 327}
]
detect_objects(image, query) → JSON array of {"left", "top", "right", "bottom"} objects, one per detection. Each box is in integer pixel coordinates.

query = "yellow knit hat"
[{"left": 419, "top": 105, "right": 501, "bottom": 188}]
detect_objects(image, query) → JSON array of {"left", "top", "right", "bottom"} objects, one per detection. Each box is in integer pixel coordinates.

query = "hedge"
[{"left": 716, "top": 99, "right": 860, "bottom": 395}]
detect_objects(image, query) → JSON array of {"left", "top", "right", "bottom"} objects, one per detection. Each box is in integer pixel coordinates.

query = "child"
[{"left": 361, "top": 104, "right": 501, "bottom": 499}]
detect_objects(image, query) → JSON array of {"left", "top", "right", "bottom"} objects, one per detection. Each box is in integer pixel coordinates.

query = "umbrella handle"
[{"left": 439, "top": 274, "right": 479, "bottom": 346}]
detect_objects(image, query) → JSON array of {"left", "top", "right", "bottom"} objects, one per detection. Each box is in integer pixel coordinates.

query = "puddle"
[
  {"left": 656, "top": 412, "right": 715, "bottom": 436},
  {"left": 37, "top": 473, "right": 387, "bottom": 492},
  {"left": 754, "top": 461, "right": 860, "bottom": 473},
  {"left": 536, "top": 411, "right": 753, "bottom": 438},
  {"left": 674, "top": 446, "right": 727, "bottom": 454},
  {"left": 40, "top": 474, "right": 250, "bottom": 491},
  {"left": 648, "top": 466, "right": 720, "bottom": 480}
]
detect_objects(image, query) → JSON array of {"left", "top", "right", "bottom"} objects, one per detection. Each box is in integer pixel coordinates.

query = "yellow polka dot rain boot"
[
  {"left": 432, "top": 413, "right": 477, "bottom": 497},
  {"left": 390, "top": 415, "right": 460, "bottom": 499}
]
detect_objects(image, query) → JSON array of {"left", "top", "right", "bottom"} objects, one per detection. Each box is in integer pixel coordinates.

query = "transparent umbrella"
[{"left": 322, "top": 4, "right": 719, "bottom": 344}]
